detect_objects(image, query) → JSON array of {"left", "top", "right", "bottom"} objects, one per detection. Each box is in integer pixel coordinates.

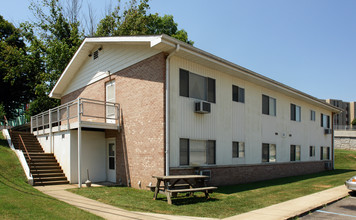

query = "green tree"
[
  {"left": 96, "top": 0, "right": 193, "bottom": 44},
  {"left": 27, "top": 0, "right": 84, "bottom": 116},
  {"left": 0, "top": 15, "right": 38, "bottom": 119},
  {"left": 351, "top": 118, "right": 356, "bottom": 126}
]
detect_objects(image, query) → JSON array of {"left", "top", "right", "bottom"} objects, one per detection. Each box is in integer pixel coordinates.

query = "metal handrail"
[
  {"left": 31, "top": 97, "right": 120, "bottom": 133},
  {"left": 18, "top": 135, "right": 31, "bottom": 162}
]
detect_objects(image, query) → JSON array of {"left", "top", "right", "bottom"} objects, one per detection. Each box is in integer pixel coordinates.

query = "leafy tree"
[
  {"left": 27, "top": 0, "right": 84, "bottom": 116},
  {"left": 352, "top": 118, "right": 356, "bottom": 126},
  {"left": 96, "top": 0, "right": 194, "bottom": 45},
  {"left": 0, "top": 15, "right": 38, "bottom": 119}
]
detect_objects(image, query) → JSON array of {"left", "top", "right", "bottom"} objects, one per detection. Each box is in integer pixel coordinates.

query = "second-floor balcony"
[{"left": 31, "top": 98, "right": 120, "bottom": 135}]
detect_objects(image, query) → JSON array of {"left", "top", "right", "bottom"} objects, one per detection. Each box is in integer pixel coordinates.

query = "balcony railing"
[
  {"left": 31, "top": 98, "right": 120, "bottom": 134},
  {"left": 334, "top": 125, "right": 356, "bottom": 131}
]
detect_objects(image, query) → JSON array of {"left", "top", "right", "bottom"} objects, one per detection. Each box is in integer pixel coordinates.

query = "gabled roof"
[{"left": 50, "top": 34, "right": 341, "bottom": 113}]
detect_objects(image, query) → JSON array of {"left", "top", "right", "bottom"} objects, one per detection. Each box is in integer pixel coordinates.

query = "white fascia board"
[
  {"left": 49, "top": 36, "right": 164, "bottom": 99},
  {"left": 49, "top": 38, "right": 90, "bottom": 98}
]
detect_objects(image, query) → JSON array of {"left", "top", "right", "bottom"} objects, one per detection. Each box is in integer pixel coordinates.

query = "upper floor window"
[
  {"left": 262, "top": 143, "right": 276, "bottom": 162},
  {"left": 291, "top": 104, "right": 301, "bottom": 122},
  {"left": 310, "top": 110, "right": 316, "bottom": 121},
  {"left": 179, "top": 69, "right": 216, "bottom": 103},
  {"left": 262, "top": 95, "right": 276, "bottom": 116},
  {"left": 232, "top": 85, "right": 245, "bottom": 103},
  {"left": 232, "top": 142, "right": 245, "bottom": 158},
  {"left": 321, "top": 113, "right": 330, "bottom": 128}
]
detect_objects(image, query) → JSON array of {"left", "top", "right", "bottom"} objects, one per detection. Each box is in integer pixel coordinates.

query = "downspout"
[
  {"left": 332, "top": 112, "right": 335, "bottom": 170},
  {"left": 165, "top": 44, "right": 180, "bottom": 176}
]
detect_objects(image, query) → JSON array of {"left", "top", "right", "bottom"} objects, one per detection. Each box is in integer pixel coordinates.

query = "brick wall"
[
  {"left": 62, "top": 52, "right": 167, "bottom": 189},
  {"left": 171, "top": 161, "right": 329, "bottom": 186}
]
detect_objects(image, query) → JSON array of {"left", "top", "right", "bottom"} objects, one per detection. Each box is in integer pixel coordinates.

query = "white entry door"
[
  {"left": 107, "top": 139, "right": 116, "bottom": 182},
  {"left": 105, "top": 80, "right": 116, "bottom": 124}
]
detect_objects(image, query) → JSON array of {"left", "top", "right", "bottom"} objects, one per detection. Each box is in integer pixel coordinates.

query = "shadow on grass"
[
  {"left": 218, "top": 169, "right": 356, "bottom": 195},
  {"left": 0, "top": 139, "right": 9, "bottom": 148},
  {"left": 154, "top": 196, "right": 219, "bottom": 206}
]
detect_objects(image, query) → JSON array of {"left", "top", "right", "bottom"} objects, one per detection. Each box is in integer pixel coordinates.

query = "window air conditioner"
[
  {"left": 324, "top": 129, "right": 332, "bottom": 134},
  {"left": 200, "top": 170, "right": 211, "bottom": 181},
  {"left": 195, "top": 101, "right": 211, "bottom": 114},
  {"left": 324, "top": 162, "right": 332, "bottom": 170}
]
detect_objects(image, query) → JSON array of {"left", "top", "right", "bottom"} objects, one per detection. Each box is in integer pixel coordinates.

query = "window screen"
[{"left": 179, "top": 139, "right": 189, "bottom": 165}]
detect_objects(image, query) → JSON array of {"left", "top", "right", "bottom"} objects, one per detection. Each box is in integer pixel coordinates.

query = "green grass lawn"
[
  {"left": 0, "top": 132, "right": 102, "bottom": 220},
  {"left": 70, "top": 149, "right": 356, "bottom": 219}
]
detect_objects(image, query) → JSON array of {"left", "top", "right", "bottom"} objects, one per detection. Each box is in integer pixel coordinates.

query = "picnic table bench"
[{"left": 151, "top": 175, "right": 217, "bottom": 205}]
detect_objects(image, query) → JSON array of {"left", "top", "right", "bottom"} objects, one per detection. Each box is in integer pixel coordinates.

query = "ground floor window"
[
  {"left": 309, "top": 146, "right": 315, "bottom": 157},
  {"left": 290, "top": 145, "right": 301, "bottom": 161},
  {"left": 179, "top": 139, "right": 216, "bottom": 166},
  {"left": 232, "top": 142, "right": 245, "bottom": 158},
  {"left": 262, "top": 143, "right": 276, "bottom": 162},
  {"left": 320, "top": 146, "right": 330, "bottom": 160}
]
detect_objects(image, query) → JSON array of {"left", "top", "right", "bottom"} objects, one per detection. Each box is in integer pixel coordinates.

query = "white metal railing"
[
  {"left": 334, "top": 125, "right": 356, "bottom": 131},
  {"left": 31, "top": 98, "right": 120, "bottom": 134}
]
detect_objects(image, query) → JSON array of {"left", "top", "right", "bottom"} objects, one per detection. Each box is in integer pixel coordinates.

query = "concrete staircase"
[{"left": 10, "top": 131, "right": 69, "bottom": 186}]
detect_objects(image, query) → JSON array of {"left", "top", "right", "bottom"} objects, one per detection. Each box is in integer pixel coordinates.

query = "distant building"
[{"left": 325, "top": 99, "right": 356, "bottom": 125}]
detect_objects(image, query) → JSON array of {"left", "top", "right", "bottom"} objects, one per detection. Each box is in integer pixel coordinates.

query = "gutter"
[{"left": 165, "top": 44, "right": 180, "bottom": 176}]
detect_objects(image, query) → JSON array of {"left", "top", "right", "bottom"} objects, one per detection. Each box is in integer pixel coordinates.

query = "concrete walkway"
[
  {"left": 35, "top": 184, "right": 350, "bottom": 220},
  {"left": 35, "top": 184, "right": 215, "bottom": 220},
  {"left": 225, "top": 185, "right": 350, "bottom": 220}
]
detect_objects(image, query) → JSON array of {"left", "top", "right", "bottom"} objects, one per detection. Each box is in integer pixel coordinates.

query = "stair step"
[
  {"left": 32, "top": 173, "right": 65, "bottom": 178},
  {"left": 34, "top": 180, "right": 70, "bottom": 186},
  {"left": 34, "top": 176, "right": 68, "bottom": 181},
  {"left": 31, "top": 169, "right": 63, "bottom": 174},
  {"left": 30, "top": 162, "right": 60, "bottom": 167}
]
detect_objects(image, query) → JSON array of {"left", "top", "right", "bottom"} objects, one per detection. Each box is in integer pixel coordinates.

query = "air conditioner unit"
[
  {"left": 324, "top": 129, "right": 332, "bottom": 134},
  {"left": 324, "top": 162, "right": 332, "bottom": 170},
  {"left": 195, "top": 101, "right": 211, "bottom": 114},
  {"left": 200, "top": 170, "right": 211, "bottom": 181}
]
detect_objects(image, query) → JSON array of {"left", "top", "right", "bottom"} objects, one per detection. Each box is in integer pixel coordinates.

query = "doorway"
[{"left": 107, "top": 139, "right": 116, "bottom": 182}]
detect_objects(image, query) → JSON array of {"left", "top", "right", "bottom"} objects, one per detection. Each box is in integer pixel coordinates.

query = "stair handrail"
[{"left": 18, "top": 135, "right": 31, "bottom": 162}]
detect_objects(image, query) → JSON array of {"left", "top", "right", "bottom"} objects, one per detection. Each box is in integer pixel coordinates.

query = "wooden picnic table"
[{"left": 152, "top": 175, "right": 217, "bottom": 205}]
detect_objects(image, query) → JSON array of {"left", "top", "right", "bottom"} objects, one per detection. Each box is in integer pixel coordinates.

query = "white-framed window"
[
  {"left": 291, "top": 104, "right": 301, "bottom": 122},
  {"left": 320, "top": 146, "right": 330, "bottom": 160},
  {"left": 309, "top": 146, "right": 315, "bottom": 157},
  {"left": 232, "top": 142, "right": 245, "bottom": 158},
  {"left": 310, "top": 110, "right": 316, "bottom": 121},
  {"left": 321, "top": 114, "right": 330, "bottom": 128},
  {"left": 179, "top": 68, "right": 216, "bottom": 103},
  {"left": 290, "top": 145, "right": 301, "bottom": 161},
  {"left": 232, "top": 85, "right": 245, "bottom": 103},
  {"left": 179, "top": 138, "right": 216, "bottom": 166},
  {"left": 262, "top": 95, "right": 276, "bottom": 116},
  {"left": 262, "top": 143, "right": 276, "bottom": 162}
]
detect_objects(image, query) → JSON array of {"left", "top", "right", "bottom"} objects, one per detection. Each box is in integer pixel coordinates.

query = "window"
[
  {"left": 179, "top": 139, "right": 189, "bottom": 165},
  {"left": 232, "top": 85, "right": 245, "bottom": 103},
  {"left": 262, "top": 143, "right": 276, "bottom": 162},
  {"left": 290, "top": 145, "right": 301, "bottom": 161},
  {"left": 320, "top": 146, "right": 330, "bottom": 160},
  {"left": 179, "top": 69, "right": 216, "bottom": 103},
  {"left": 320, "top": 114, "right": 330, "bottom": 128},
  {"left": 309, "top": 146, "right": 315, "bottom": 157},
  {"left": 310, "top": 110, "right": 316, "bottom": 121},
  {"left": 291, "top": 104, "right": 301, "bottom": 122},
  {"left": 262, "top": 95, "right": 276, "bottom": 116},
  {"left": 179, "top": 139, "right": 216, "bottom": 166},
  {"left": 232, "top": 142, "right": 245, "bottom": 158}
]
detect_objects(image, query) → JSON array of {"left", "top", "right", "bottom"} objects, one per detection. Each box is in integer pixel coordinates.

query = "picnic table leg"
[
  {"left": 153, "top": 179, "right": 161, "bottom": 200},
  {"left": 204, "top": 190, "right": 210, "bottom": 199},
  {"left": 166, "top": 192, "right": 172, "bottom": 205}
]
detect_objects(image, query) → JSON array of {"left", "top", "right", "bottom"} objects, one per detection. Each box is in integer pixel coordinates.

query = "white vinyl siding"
[{"left": 63, "top": 44, "right": 160, "bottom": 96}]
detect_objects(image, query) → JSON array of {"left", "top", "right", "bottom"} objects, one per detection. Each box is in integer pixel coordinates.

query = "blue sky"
[{"left": 1, "top": 0, "right": 355, "bottom": 102}]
